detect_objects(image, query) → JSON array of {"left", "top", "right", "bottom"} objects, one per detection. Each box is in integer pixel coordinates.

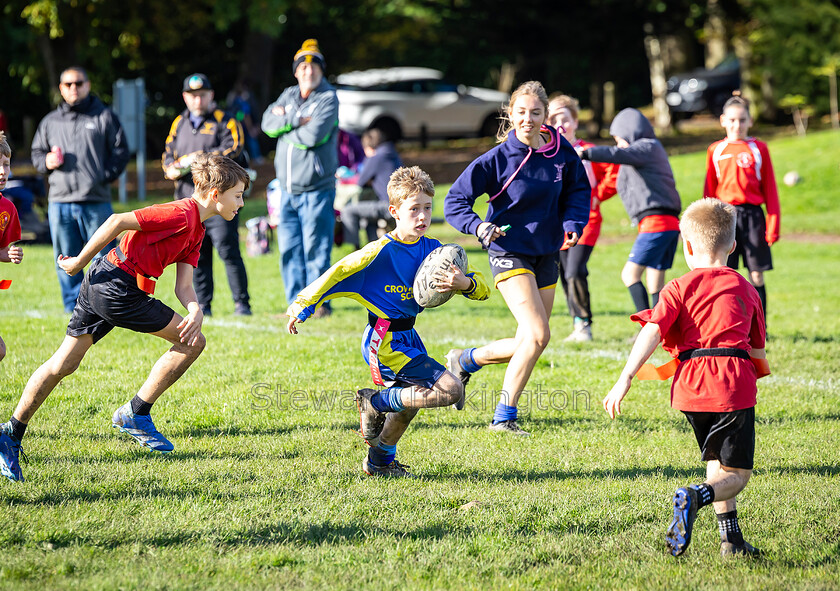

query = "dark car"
[{"left": 666, "top": 55, "right": 741, "bottom": 118}]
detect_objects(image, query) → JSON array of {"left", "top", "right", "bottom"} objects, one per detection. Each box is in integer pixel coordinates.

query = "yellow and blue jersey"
[{"left": 288, "top": 233, "right": 490, "bottom": 377}]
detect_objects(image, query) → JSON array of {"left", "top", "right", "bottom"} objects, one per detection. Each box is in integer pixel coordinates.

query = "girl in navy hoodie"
[{"left": 444, "top": 81, "right": 590, "bottom": 435}]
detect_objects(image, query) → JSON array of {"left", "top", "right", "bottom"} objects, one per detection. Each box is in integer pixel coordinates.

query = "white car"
[{"left": 335, "top": 67, "right": 509, "bottom": 141}]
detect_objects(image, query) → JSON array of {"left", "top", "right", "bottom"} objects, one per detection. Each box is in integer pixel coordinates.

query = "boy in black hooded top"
[{"left": 580, "top": 108, "right": 681, "bottom": 314}]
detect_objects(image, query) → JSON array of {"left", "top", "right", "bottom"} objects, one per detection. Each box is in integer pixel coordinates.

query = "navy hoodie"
[
  {"left": 581, "top": 108, "right": 681, "bottom": 225},
  {"left": 445, "top": 125, "right": 590, "bottom": 256}
]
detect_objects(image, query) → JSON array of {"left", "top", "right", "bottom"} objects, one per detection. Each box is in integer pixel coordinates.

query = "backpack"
[{"left": 245, "top": 216, "right": 272, "bottom": 256}]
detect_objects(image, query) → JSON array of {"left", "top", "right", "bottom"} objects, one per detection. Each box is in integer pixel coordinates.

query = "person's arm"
[
  {"left": 561, "top": 153, "right": 593, "bottom": 239},
  {"left": 282, "top": 92, "right": 338, "bottom": 148},
  {"left": 215, "top": 111, "right": 245, "bottom": 159},
  {"left": 593, "top": 162, "right": 618, "bottom": 202},
  {"left": 759, "top": 143, "right": 780, "bottom": 245},
  {"left": 444, "top": 159, "right": 490, "bottom": 237},
  {"left": 57, "top": 212, "right": 141, "bottom": 275},
  {"left": 603, "top": 322, "right": 662, "bottom": 419},
  {"left": 0, "top": 243, "right": 23, "bottom": 264},
  {"left": 261, "top": 91, "right": 298, "bottom": 138},
  {"left": 173, "top": 261, "right": 203, "bottom": 346},
  {"left": 582, "top": 141, "right": 657, "bottom": 167},
  {"left": 102, "top": 110, "right": 130, "bottom": 183},
  {"left": 30, "top": 119, "right": 52, "bottom": 174},
  {"left": 703, "top": 145, "right": 719, "bottom": 198}
]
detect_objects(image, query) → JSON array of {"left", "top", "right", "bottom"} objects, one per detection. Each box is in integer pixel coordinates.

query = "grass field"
[{"left": 1, "top": 130, "right": 839, "bottom": 590}]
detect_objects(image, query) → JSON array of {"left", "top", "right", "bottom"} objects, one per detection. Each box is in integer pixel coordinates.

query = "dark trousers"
[
  {"left": 341, "top": 200, "right": 391, "bottom": 248},
  {"left": 194, "top": 214, "right": 250, "bottom": 307},
  {"left": 559, "top": 244, "right": 594, "bottom": 320}
]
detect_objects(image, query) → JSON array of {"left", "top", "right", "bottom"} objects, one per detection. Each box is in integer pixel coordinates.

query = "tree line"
[{"left": 1, "top": 0, "right": 838, "bottom": 154}]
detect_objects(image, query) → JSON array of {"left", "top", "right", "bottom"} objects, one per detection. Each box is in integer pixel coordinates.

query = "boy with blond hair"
[
  {"left": 0, "top": 131, "right": 25, "bottom": 362},
  {"left": 0, "top": 154, "right": 249, "bottom": 482},
  {"left": 604, "top": 198, "right": 768, "bottom": 558},
  {"left": 287, "top": 166, "right": 490, "bottom": 477}
]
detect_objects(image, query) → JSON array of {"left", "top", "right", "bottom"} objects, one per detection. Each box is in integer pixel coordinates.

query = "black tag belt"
[
  {"left": 368, "top": 312, "right": 416, "bottom": 332},
  {"left": 678, "top": 348, "right": 751, "bottom": 362}
]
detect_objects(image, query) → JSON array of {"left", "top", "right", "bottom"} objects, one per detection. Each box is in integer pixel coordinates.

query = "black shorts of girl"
[
  {"left": 488, "top": 249, "right": 561, "bottom": 289},
  {"left": 682, "top": 407, "right": 755, "bottom": 470},
  {"left": 66, "top": 258, "right": 175, "bottom": 344},
  {"left": 728, "top": 204, "right": 772, "bottom": 272}
]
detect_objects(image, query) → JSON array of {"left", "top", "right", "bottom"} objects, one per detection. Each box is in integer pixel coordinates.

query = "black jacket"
[
  {"left": 31, "top": 95, "right": 129, "bottom": 203},
  {"left": 162, "top": 108, "right": 244, "bottom": 200}
]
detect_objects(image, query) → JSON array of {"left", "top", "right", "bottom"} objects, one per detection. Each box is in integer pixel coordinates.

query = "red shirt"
[
  {"left": 632, "top": 266, "right": 765, "bottom": 412},
  {"left": 0, "top": 194, "right": 22, "bottom": 248},
  {"left": 107, "top": 198, "right": 205, "bottom": 278},
  {"left": 704, "top": 137, "right": 780, "bottom": 244},
  {"left": 573, "top": 140, "right": 618, "bottom": 247}
]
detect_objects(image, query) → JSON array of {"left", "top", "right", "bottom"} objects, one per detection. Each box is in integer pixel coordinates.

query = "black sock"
[
  {"left": 9, "top": 417, "right": 27, "bottom": 441},
  {"left": 130, "top": 395, "right": 153, "bottom": 416},
  {"left": 717, "top": 510, "right": 745, "bottom": 545},
  {"left": 755, "top": 285, "right": 767, "bottom": 317},
  {"left": 650, "top": 291, "right": 660, "bottom": 308},
  {"left": 690, "top": 482, "right": 715, "bottom": 509},
  {"left": 628, "top": 282, "right": 649, "bottom": 312}
]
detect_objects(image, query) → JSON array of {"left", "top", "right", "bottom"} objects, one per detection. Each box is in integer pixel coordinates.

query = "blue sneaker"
[
  {"left": 112, "top": 404, "right": 174, "bottom": 453},
  {"left": 666, "top": 486, "right": 699, "bottom": 556},
  {"left": 0, "top": 422, "right": 25, "bottom": 482}
]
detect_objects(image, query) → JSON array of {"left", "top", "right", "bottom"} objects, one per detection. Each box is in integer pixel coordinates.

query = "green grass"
[{"left": 1, "top": 130, "right": 839, "bottom": 590}]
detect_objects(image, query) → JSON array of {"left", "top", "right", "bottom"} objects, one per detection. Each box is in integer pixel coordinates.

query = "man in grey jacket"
[
  {"left": 31, "top": 66, "right": 129, "bottom": 312},
  {"left": 580, "top": 108, "right": 682, "bottom": 314},
  {"left": 261, "top": 39, "right": 338, "bottom": 317}
]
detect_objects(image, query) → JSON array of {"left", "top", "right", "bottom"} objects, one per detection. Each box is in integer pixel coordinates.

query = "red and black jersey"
[{"left": 704, "top": 137, "right": 780, "bottom": 244}]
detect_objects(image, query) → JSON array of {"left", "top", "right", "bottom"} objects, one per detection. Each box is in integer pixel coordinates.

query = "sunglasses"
[{"left": 61, "top": 80, "right": 87, "bottom": 87}]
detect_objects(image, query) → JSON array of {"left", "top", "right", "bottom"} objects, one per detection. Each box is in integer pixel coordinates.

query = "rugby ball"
[{"left": 413, "top": 243, "right": 468, "bottom": 308}]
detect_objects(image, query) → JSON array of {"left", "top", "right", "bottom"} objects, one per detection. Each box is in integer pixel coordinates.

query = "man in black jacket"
[
  {"left": 31, "top": 66, "right": 129, "bottom": 313},
  {"left": 162, "top": 73, "right": 251, "bottom": 316}
]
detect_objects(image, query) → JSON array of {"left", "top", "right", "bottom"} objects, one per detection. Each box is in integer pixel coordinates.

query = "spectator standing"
[
  {"left": 31, "top": 67, "right": 129, "bottom": 313},
  {"left": 163, "top": 73, "right": 251, "bottom": 316},
  {"left": 262, "top": 39, "right": 339, "bottom": 318}
]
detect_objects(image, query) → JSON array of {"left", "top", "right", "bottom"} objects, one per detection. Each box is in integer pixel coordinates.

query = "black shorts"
[
  {"left": 67, "top": 258, "right": 175, "bottom": 344},
  {"left": 728, "top": 205, "right": 772, "bottom": 272},
  {"left": 488, "top": 249, "right": 560, "bottom": 289},
  {"left": 682, "top": 407, "right": 755, "bottom": 470}
]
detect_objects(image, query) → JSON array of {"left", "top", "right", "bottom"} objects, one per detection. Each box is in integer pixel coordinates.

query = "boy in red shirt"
[
  {"left": 0, "top": 153, "right": 249, "bottom": 482},
  {"left": 604, "top": 198, "right": 768, "bottom": 558},
  {"left": 547, "top": 95, "right": 618, "bottom": 341},
  {"left": 0, "top": 131, "right": 25, "bottom": 362},
  {"left": 704, "top": 94, "right": 779, "bottom": 317}
]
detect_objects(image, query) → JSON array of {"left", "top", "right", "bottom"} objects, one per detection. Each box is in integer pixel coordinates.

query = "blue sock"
[
  {"left": 368, "top": 442, "right": 397, "bottom": 467},
  {"left": 459, "top": 348, "right": 482, "bottom": 373},
  {"left": 492, "top": 403, "right": 518, "bottom": 424},
  {"left": 370, "top": 387, "right": 406, "bottom": 413}
]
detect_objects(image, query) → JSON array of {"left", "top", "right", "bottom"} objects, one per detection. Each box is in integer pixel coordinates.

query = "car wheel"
[
  {"left": 370, "top": 118, "right": 402, "bottom": 142},
  {"left": 479, "top": 113, "right": 503, "bottom": 138}
]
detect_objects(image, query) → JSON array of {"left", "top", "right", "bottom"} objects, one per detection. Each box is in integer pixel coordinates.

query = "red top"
[
  {"left": 639, "top": 214, "right": 680, "bottom": 233},
  {"left": 571, "top": 140, "right": 618, "bottom": 247},
  {"left": 0, "top": 194, "right": 22, "bottom": 248},
  {"left": 631, "top": 266, "right": 765, "bottom": 412},
  {"left": 107, "top": 198, "right": 205, "bottom": 279},
  {"left": 704, "top": 137, "right": 780, "bottom": 244}
]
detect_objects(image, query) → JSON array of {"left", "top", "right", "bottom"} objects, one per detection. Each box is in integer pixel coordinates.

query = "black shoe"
[
  {"left": 200, "top": 304, "right": 212, "bottom": 317},
  {"left": 234, "top": 302, "right": 252, "bottom": 316},
  {"left": 666, "top": 487, "right": 698, "bottom": 556},
  {"left": 721, "top": 540, "right": 761, "bottom": 557},
  {"left": 355, "top": 389, "right": 386, "bottom": 446}
]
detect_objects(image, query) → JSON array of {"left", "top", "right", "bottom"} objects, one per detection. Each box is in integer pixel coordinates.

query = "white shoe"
[{"left": 564, "top": 320, "right": 592, "bottom": 342}]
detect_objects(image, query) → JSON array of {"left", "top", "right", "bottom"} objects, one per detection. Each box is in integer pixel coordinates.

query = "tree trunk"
[
  {"left": 704, "top": 0, "right": 728, "bottom": 69},
  {"left": 830, "top": 70, "right": 839, "bottom": 130},
  {"left": 36, "top": 33, "right": 59, "bottom": 105},
  {"left": 732, "top": 35, "right": 759, "bottom": 119},
  {"left": 644, "top": 25, "right": 671, "bottom": 134}
]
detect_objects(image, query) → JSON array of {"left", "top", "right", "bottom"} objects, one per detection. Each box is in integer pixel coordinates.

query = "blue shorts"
[
  {"left": 361, "top": 325, "right": 446, "bottom": 389},
  {"left": 628, "top": 230, "right": 680, "bottom": 270}
]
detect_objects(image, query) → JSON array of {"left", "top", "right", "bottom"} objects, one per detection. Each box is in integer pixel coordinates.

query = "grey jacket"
[
  {"left": 582, "top": 108, "right": 681, "bottom": 224},
  {"left": 261, "top": 79, "right": 339, "bottom": 194},
  {"left": 31, "top": 95, "right": 129, "bottom": 203}
]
